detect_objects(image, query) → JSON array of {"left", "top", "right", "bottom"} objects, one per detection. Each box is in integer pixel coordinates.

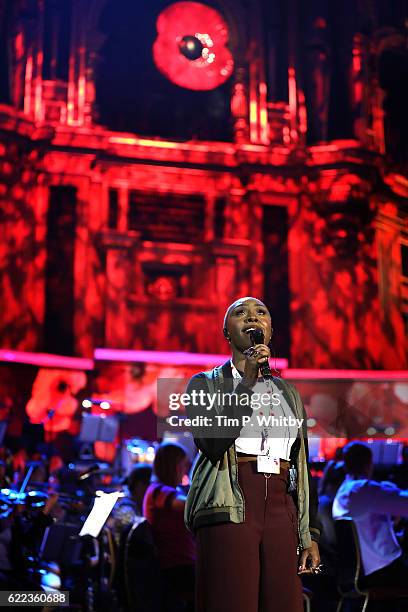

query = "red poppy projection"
[
  {"left": 153, "top": 1, "right": 234, "bottom": 90},
  {"left": 26, "top": 369, "right": 87, "bottom": 437}
]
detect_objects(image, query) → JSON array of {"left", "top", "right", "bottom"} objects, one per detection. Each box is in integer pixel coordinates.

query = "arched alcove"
[{"left": 377, "top": 40, "right": 408, "bottom": 166}]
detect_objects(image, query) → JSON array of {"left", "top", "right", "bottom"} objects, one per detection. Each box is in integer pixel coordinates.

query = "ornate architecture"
[{"left": 0, "top": 0, "right": 407, "bottom": 368}]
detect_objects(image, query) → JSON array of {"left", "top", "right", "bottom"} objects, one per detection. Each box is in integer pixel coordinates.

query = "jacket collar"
[
  {"left": 219, "top": 359, "right": 299, "bottom": 419},
  {"left": 221, "top": 359, "right": 233, "bottom": 376},
  {"left": 221, "top": 360, "right": 234, "bottom": 392}
]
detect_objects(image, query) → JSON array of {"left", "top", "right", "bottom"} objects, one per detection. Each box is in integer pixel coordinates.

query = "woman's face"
[{"left": 225, "top": 298, "right": 272, "bottom": 353}]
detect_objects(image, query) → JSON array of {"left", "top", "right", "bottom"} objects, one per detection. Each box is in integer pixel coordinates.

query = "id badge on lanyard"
[{"left": 257, "top": 454, "right": 280, "bottom": 474}]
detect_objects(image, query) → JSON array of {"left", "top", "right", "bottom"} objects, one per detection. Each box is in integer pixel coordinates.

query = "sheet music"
[{"left": 79, "top": 491, "right": 122, "bottom": 538}]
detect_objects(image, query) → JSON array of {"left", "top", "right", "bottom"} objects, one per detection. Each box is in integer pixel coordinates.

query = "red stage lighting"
[{"left": 153, "top": 1, "right": 234, "bottom": 91}]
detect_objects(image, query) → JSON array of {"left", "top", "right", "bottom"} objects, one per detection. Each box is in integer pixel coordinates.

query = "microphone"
[{"left": 249, "top": 328, "right": 272, "bottom": 380}]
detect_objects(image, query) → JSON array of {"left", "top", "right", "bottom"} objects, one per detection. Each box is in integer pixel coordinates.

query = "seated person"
[
  {"left": 301, "top": 459, "right": 346, "bottom": 612},
  {"left": 332, "top": 441, "right": 408, "bottom": 588},
  {"left": 0, "top": 493, "right": 57, "bottom": 598},
  {"left": 318, "top": 458, "right": 346, "bottom": 576},
  {"left": 143, "top": 443, "right": 196, "bottom": 611},
  {"left": 110, "top": 463, "right": 152, "bottom": 546}
]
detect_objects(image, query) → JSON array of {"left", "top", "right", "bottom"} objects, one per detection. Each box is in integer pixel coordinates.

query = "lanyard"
[{"left": 231, "top": 361, "right": 290, "bottom": 456}]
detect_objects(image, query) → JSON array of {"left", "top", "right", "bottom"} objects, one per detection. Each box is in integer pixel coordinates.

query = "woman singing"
[{"left": 184, "top": 296, "right": 321, "bottom": 612}]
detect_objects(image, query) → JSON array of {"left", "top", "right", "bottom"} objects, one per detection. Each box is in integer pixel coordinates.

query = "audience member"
[
  {"left": 318, "top": 458, "right": 346, "bottom": 575},
  {"left": 110, "top": 463, "right": 152, "bottom": 545},
  {"left": 0, "top": 493, "right": 57, "bottom": 595},
  {"left": 302, "top": 458, "right": 346, "bottom": 612},
  {"left": 333, "top": 441, "right": 408, "bottom": 588},
  {"left": 144, "top": 443, "right": 195, "bottom": 611}
]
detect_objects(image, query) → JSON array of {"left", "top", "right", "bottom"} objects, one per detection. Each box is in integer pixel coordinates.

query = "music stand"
[
  {"left": 78, "top": 414, "right": 119, "bottom": 459},
  {"left": 40, "top": 522, "right": 83, "bottom": 567},
  {"left": 79, "top": 491, "right": 122, "bottom": 538},
  {"left": 79, "top": 414, "right": 119, "bottom": 442}
]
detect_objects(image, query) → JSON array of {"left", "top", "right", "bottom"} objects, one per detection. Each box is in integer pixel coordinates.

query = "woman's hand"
[
  {"left": 298, "top": 541, "right": 321, "bottom": 575},
  {"left": 241, "top": 344, "right": 271, "bottom": 388}
]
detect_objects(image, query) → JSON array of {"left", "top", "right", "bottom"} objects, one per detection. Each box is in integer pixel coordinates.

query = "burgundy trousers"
[{"left": 195, "top": 460, "right": 303, "bottom": 612}]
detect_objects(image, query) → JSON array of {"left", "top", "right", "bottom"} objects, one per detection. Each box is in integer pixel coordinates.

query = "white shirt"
[
  {"left": 332, "top": 474, "right": 408, "bottom": 575},
  {"left": 230, "top": 360, "right": 297, "bottom": 460}
]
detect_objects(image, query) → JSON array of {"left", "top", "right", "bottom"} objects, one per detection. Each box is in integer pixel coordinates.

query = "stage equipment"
[
  {"left": 79, "top": 414, "right": 119, "bottom": 443},
  {"left": 366, "top": 439, "right": 403, "bottom": 464},
  {"left": 40, "top": 522, "right": 83, "bottom": 566}
]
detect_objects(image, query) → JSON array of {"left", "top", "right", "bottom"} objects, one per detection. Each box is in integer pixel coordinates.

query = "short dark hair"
[
  {"left": 222, "top": 296, "right": 267, "bottom": 338},
  {"left": 343, "top": 441, "right": 372, "bottom": 474},
  {"left": 153, "top": 442, "right": 186, "bottom": 487},
  {"left": 126, "top": 464, "right": 152, "bottom": 493}
]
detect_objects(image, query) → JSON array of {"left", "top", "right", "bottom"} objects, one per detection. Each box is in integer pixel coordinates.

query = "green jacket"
[{"left": 184, "top": 361, "right": 321, "bottom": 550}]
